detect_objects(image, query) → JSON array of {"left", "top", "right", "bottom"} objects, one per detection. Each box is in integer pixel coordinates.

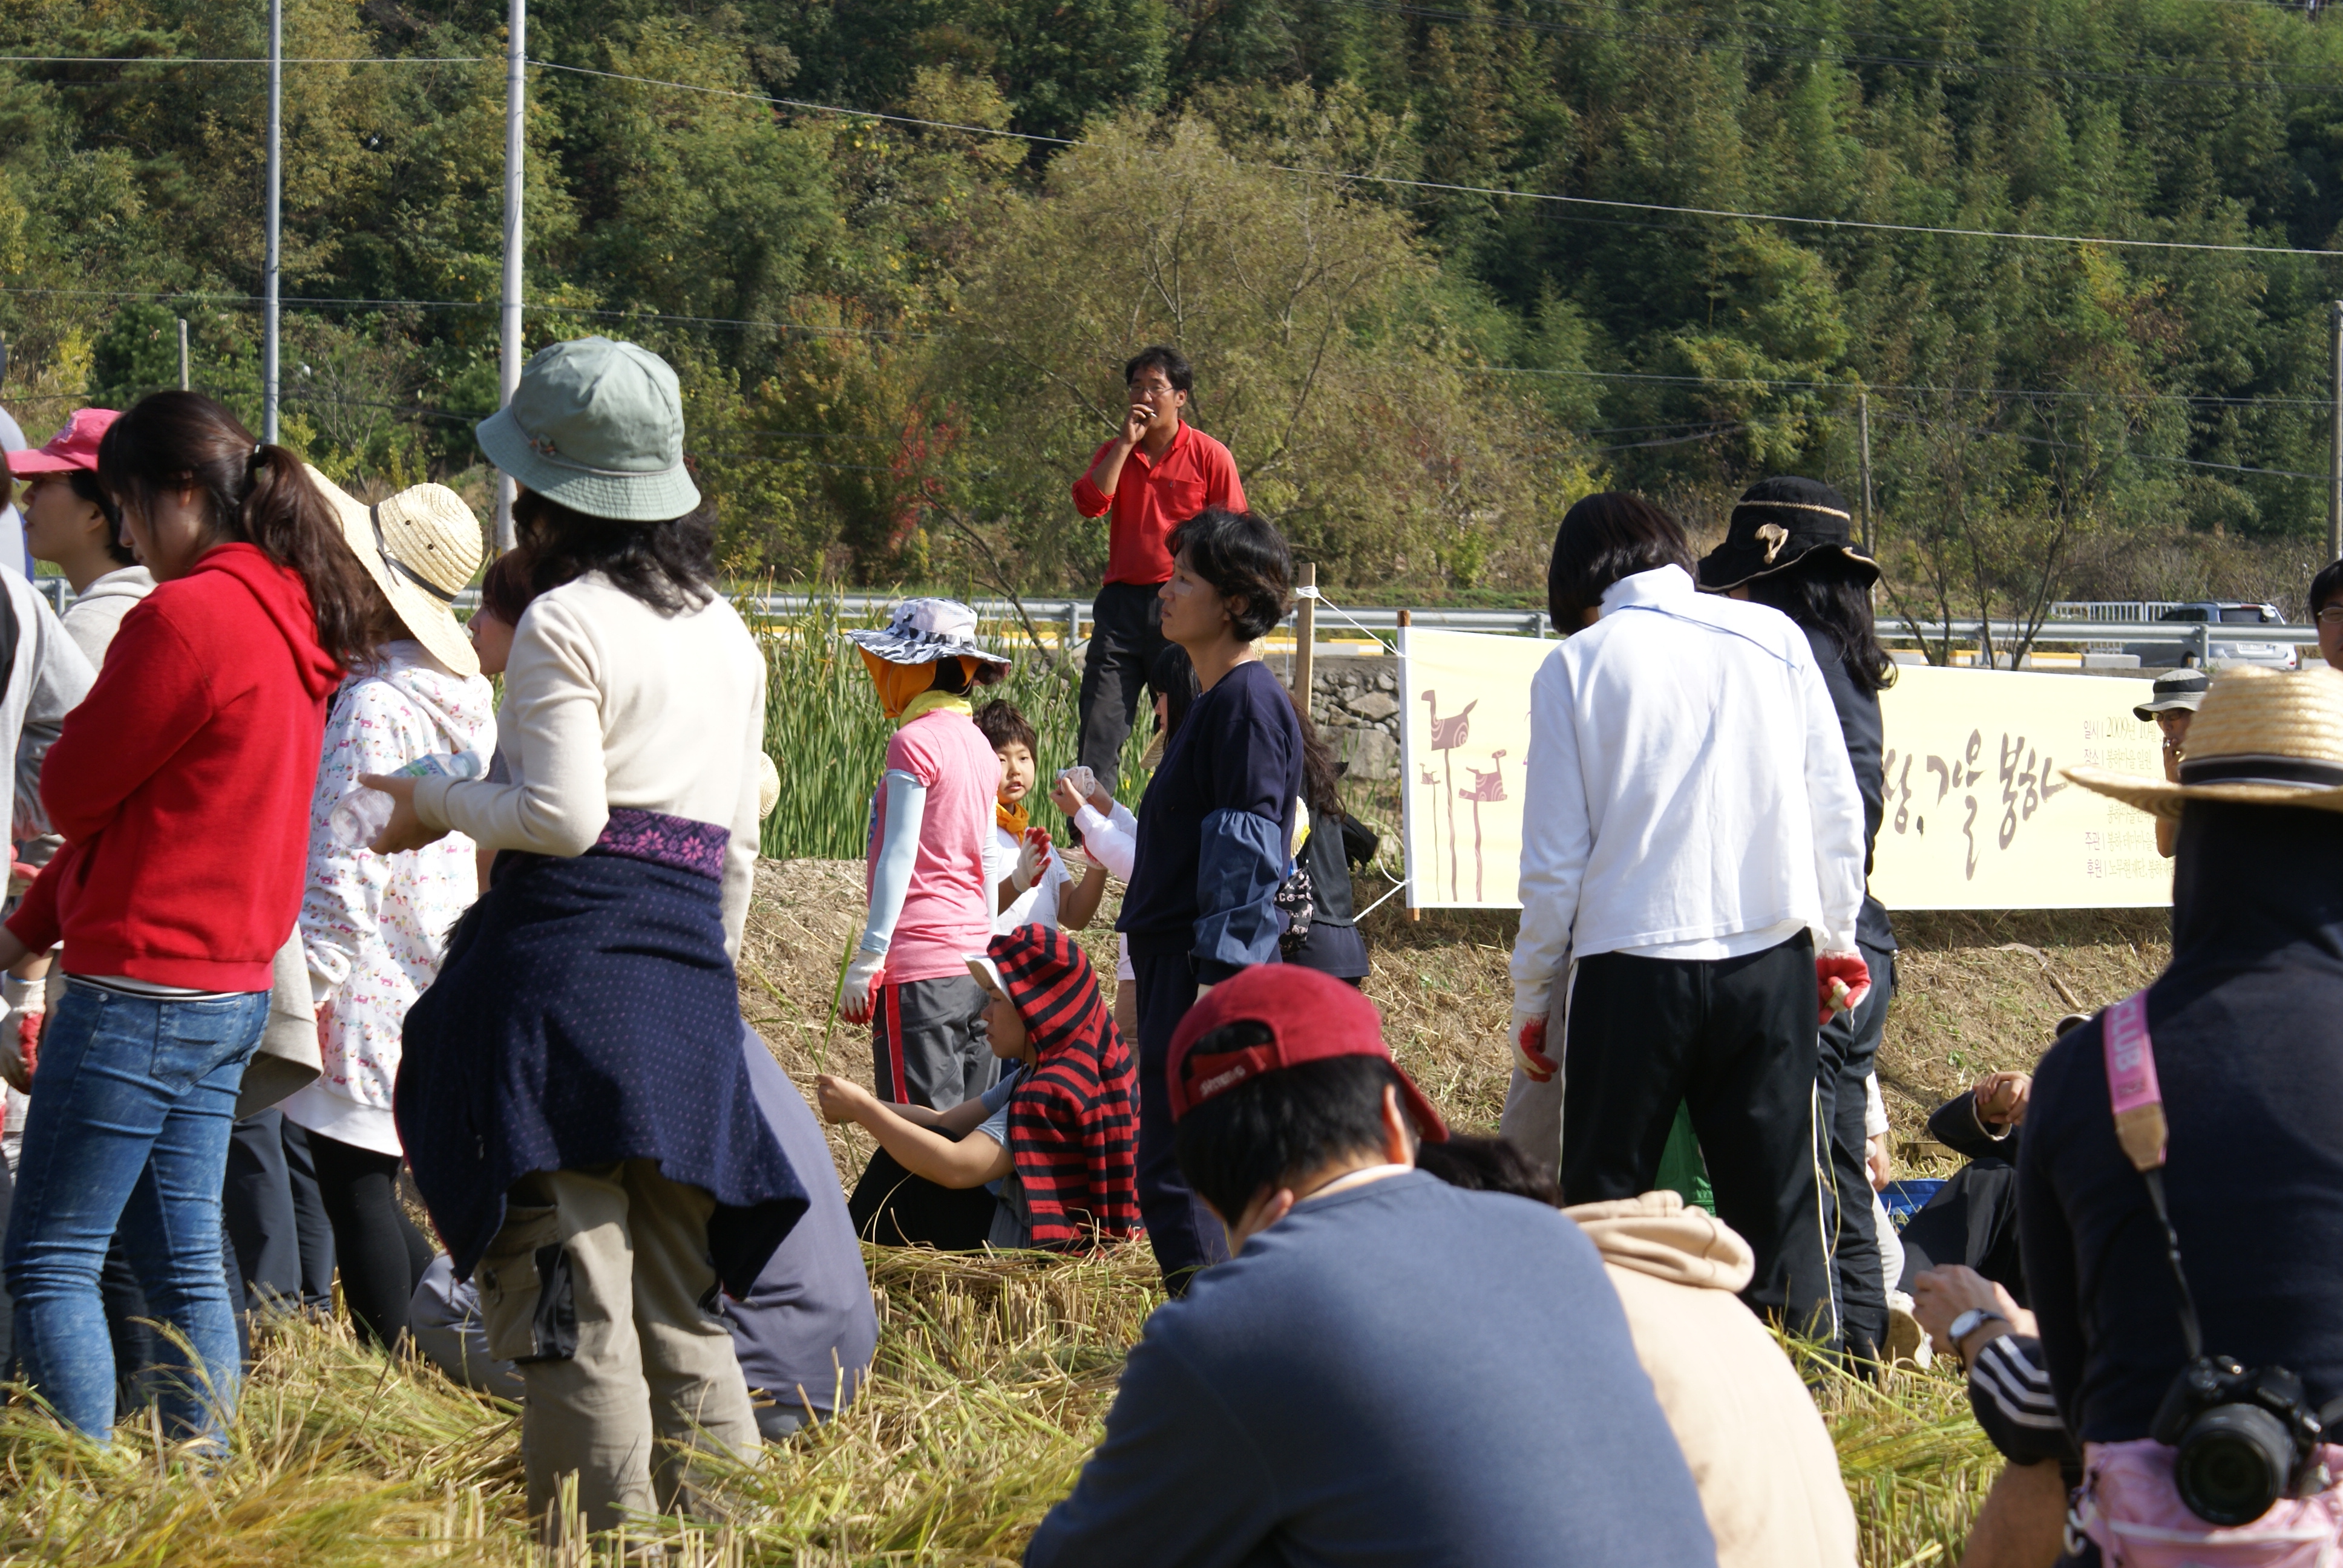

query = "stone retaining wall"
[{"left": 1260, "top": 652, "right": 1402, "bottom": 781}]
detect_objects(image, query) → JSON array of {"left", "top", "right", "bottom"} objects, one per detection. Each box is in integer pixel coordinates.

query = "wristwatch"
[{"left": 1947, "top": 1307, "right": 2008, "bottom": 1364}]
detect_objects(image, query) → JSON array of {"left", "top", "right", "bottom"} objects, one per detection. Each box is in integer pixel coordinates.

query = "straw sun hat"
[
  {"left": 310, "top": 466, "right": 485, "bottom": 679},
  {"left": 2063, "top": 665, "right": 2343, "bottom": 818}
]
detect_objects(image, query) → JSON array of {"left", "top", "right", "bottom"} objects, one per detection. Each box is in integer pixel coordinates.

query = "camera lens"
[{"left": 2175, "top": 1403, "right": 2295, "bottom": 1526}]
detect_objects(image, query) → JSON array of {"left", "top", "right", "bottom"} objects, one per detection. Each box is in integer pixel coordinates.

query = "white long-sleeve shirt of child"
[
  {"left": 1073, "top": 799, "right": 1139, "bottom": 982},
  {"left": 1509, "top": 564, "right": 1867, "bottom": 1018}
]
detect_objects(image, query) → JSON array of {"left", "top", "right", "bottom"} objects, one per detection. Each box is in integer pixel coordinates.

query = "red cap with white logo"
[{"left": 1166, "top": 965, "right": 1449, "bottom": 1140}]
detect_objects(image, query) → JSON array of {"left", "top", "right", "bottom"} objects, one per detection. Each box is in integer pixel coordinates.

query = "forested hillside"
[{"left": 6, "top": 0, "right": 2343, "bottom": 613}]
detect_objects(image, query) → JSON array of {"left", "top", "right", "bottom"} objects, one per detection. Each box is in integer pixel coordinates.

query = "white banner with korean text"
[{"left": 1397, "top": 628, "right": 2172, "bottom": 911}]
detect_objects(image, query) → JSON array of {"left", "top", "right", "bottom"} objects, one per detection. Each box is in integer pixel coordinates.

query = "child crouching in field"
[
  {"left": 976, "top": 699, "right": 1106, "bottom": 935},
  {"left": 816, "top": 924, "right": 1138, "bottom": 1252}
]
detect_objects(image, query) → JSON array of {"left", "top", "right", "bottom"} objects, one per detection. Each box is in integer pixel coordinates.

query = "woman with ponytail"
[{"left": 0, "top": 391, "right": 375, "bottom": 1444}]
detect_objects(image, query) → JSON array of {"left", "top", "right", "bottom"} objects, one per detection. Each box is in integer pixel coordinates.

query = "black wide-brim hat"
[{"left": 1697, "top": 475, "right": 1881, "bottom": 592}]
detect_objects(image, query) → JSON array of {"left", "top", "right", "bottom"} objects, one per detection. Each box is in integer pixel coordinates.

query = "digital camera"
[{"left": 2150, "top": 1356, "right": 2330, "bottom": 1526}]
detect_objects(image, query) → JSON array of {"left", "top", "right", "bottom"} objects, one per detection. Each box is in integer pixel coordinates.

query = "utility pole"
[
  {"left": 496, "top": 0, "right": 526, "bottom": 552},
  {"left": 262, "top": 0, "right": 282, "bottom": 444},
  {"left": 1856, "top": 391, "right": 1875, "bottom": 554},
  {"left": 2330, "top": 301, "right": 2342, "bottom": 565},
  {"left": 1293, "top": 561, "right": 1317, "bottom": 704},
  {"left": 177, "top": 318, "right": 189, "bottom": 391}
]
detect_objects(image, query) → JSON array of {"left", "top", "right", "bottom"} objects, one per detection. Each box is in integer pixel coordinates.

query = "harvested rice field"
[{"left": 0, "top": 858, "right": 2150, "bottom": 1564}]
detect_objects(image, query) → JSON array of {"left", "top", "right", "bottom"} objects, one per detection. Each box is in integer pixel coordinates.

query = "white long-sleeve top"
[
  {"left": 414, "top": 572, "right": 768, "bottom": 956},
  {"left": 1075, "top": 799, "right": 1139, "bottom": 982},
  {"left": 284, "top": 641, "right": 494, "bottom": 1155},
  {"left": 1509, "top": 565, "right": 1866, "bottom": 1017}
]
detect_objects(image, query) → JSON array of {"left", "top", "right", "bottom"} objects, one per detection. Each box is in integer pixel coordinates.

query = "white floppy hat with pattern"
[{"left": 840, "top": 598, "right": 1009, "bottom": 667}]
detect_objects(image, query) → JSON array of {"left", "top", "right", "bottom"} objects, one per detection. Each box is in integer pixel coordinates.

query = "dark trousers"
[
  {"left": 1130, "top": 952, "right": 1231, "bottom": 1293},
  {"left": 308, "top": 1131, "right": 434, "bottom": 1351},
  {"left": 1898, "top": 1158, "right": 2025, "bottom": 1304},
  {"left": 223, "top": 1108, "right": 335, "bottom": 1313},
  {"left": 1077, "top": 581, "right": 1169, "bottom": 797},
  {"left": 1817, "top": 942, "right": 1894, "bottom": 1370},
  {"left": 1560, "top": 933, "right": 1838, "bottom": 1347},
  {"left": 871, "top": 975, "right": 994, "bottom": 1111},
  {"left": 845, "top": 1147, "right": 996, "bottom": 1250}
]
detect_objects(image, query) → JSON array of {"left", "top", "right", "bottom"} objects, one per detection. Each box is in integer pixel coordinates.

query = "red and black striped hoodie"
[{"left": 991, "top": 924, "right": 1140, "bottom": 1250}]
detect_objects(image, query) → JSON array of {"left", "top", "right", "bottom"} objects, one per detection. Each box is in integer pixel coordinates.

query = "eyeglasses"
[{"left": 2319, "top": 606, "right": 2343, "bottom": 627}]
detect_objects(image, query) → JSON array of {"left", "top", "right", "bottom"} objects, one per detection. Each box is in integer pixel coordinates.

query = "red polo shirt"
[{"left": 1071, "top": 422, "right": 1247, "bottom": 586}]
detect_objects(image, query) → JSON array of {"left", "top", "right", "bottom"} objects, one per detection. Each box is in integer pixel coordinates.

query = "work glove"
[
  {"left": 840, "top": 950, "right": 885, "bottom": 1024},
  {"left": 1510, "top": 1007, "right": 1558, "bottom": 1083},
  {"left": 1816, "top": 951, "right": 1873, "bottom": 1026},
  {"left": 1011, "top": 828, "right": 1053, "bottom": 895},
  {"left": 1, "top": 973, "right": 44, "bottom": 1094}
]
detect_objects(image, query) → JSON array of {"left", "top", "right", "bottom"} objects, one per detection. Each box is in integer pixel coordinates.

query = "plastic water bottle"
[{"left": 328, "top": 750, "right": 485, "bottom": 849}]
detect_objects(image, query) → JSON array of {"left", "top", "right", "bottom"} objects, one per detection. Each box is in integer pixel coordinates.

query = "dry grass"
[{"left": 0, "top": 858, "right": 2151, "bottom": 1564}]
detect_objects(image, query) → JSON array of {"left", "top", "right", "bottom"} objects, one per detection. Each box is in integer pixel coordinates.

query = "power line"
[
  {"left": 1475, "top": 364, "right": 2335, "bottom": 407},
  {"left": 532, "top": 57, "right": 2343, "bottom": 260},
  {"left": 528, "top": 60, "right": 1076, "bottom": 145},
  {"left": 0, "top": 54, "right": 484, "bottom": 65},
  {"left": 7, "top": 283, "right": 2329, "bottom": 410},
  {"left": 0, "top": 285, "right": 932, "bottom": 340},
  {"left": 1319, "top": 0, "right": 2343, "bottom": 91}
]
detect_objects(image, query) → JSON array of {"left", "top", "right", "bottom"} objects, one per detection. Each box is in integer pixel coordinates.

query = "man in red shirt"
[{"left": 1070, "top": 345, "right": 1245, "bottom": 791}]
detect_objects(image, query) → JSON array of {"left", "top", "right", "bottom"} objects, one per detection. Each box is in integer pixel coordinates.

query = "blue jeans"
[{"left": 2, "top": 983, "right": 267, "bottom": 1441}]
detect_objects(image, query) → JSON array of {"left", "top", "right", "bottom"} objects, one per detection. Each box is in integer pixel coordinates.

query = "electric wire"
[
  {"left": 1317, "top": 0, "right": 2343, "bottom": 90},
  {"left": 524, "top": 58, "right": 2343, "bottom": 259}
]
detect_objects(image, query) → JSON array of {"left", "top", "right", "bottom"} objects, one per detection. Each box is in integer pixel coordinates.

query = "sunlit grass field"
[{"left": 0, "top": 1246, "right": 1997, "bottom": 1566}]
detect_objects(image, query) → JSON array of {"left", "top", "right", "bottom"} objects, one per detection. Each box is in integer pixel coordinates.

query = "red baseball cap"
[
  {"left": 1166, "top": 965, "right": 1449, "bottom": 1140},
  {"left": 7, "top": 408, "right": 120, "bottom": 477}
]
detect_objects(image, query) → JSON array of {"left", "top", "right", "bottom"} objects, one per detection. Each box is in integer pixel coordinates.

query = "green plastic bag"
[{"left": 1653, "top": 1103, "right": 1714, "bottom": 1212}]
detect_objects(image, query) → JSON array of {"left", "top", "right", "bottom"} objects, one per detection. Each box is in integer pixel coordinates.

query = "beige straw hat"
[
  {"left": 2063, "top": 665, "right": 2343, "bottom": 818},
  {"left": 310, "top": 468, "right": 484, "bottom": 678}
]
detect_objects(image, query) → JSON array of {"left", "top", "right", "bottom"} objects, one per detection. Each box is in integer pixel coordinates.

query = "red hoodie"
[{"left": 8, "top": 542, "right": 342, "bottom": 991}]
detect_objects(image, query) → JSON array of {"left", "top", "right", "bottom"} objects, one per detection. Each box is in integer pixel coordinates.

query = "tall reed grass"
[{"left": 754, "top": 599, "right": 1155, "bottom": 861}]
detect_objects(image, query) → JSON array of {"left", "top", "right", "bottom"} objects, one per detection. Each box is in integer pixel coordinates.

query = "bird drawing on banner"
[
  {"left": 1420, "top": 691, "right": 1477, "bottom": 902},
  {"left": 1460, "top": 750, "right": 1508, "bottom": 903}
]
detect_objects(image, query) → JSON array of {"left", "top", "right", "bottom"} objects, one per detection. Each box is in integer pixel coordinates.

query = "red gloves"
[
  {"left": 1816, "top": 952, "right": 1873, "bottom": 1025},
  {"left": 1511, "top": 1010, "right": 1559, "bottom": 1083}
]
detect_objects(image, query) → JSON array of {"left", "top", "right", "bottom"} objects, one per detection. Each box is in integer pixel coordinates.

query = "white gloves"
[{"left": 840, "top": 950, "right": 885, "bottom": 1024}]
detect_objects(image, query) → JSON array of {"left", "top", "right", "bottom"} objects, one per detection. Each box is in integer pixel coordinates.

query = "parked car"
[{"left": 2122, "top": 602, "right": 2299, "bottom": 670}]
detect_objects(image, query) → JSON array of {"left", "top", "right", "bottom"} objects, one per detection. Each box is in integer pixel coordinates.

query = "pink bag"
[{"left": 2076, "top": 1439, "right": 2343, "bottom": 1567}]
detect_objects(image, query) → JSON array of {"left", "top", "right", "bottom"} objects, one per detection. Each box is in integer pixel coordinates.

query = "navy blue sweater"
[
  {"left": 2019, "top": 802, "right": 2343, "bottom": 1443},
  {"left": 1119, "top": 659, "right": 1302, "bottom": 984},
  {"left": 1026, "top": 1171, "right": 1716, "bottom": 1568}
]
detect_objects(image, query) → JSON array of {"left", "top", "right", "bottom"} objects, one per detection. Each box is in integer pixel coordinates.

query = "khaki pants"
[{"left": 476, "top": 1160, "right": 760, "bottom": 1535}]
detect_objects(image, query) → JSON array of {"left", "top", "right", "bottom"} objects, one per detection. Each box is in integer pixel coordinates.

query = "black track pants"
[
  {"left": 1130, "top": 952, "right": 1232, "bottom": 1293},
  {"left": 1817, "top": 942, "right": 1894, "bottom": 1370},
  {"left": 1559, "top": 932, "right": 1839, "bottom": 1348}
]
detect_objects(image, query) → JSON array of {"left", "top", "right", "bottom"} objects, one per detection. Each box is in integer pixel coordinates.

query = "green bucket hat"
[{"left": 474, "top": 336, "right": 702, "bottom": 522}]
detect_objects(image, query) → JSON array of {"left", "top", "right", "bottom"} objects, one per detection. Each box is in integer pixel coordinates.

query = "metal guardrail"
[{"left": 28, "top": 577, "right": 2319, "bottom": 662}]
